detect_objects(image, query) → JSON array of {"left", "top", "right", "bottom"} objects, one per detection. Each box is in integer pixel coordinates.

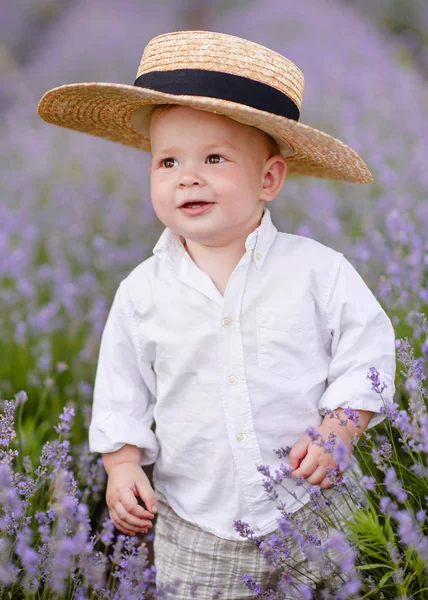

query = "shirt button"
[
  {"left": 236, "top": 432, "right": 247, "bottom": 443},
  {"left": 255, "top": 252, "right": 262, "bottom": 260},
  {"left": 227, "top": 375, "right": 238, "bottom": 385},
  {"left": 222, "top": 317, "right": 232, "bottom": 327}
]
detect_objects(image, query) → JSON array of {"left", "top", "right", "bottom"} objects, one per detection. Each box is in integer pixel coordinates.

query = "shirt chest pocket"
[{"left": 256, "top": 301, "right": 318, "bottom": 379}]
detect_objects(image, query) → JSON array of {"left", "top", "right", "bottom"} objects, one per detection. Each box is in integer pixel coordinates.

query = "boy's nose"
[
  {"left": 179, "top": 174, "right": 202, "bottom": 187},
  {"left": 178, "top": 164, "right": 205, "bottom": 187}
]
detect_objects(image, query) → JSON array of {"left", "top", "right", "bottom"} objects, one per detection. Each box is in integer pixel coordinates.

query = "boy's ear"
[{"left": 260, "top": 156, "right": 287, "bottom": 201}]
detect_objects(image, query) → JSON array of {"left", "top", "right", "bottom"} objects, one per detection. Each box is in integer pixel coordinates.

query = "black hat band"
[{"left": 134, "top": 69, "right": 300, "bottom": 121}]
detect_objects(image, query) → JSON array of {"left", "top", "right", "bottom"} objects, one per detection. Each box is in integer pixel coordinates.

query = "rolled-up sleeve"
[
  {"left": 88, "top": 282, "right": 159, "bottom": 465},
  {"left": 318, "top": 254, "right": 396, "bottom": 429}
]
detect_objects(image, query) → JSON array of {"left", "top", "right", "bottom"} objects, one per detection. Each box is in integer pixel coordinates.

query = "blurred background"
[{"left": 1, "top": 0, "right": 427, "bottom": 543}]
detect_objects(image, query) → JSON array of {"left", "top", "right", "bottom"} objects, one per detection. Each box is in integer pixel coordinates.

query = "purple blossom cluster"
[
  {"left": 233, "top": 363, "right": 428, "bottom": 598},
  {"left": 0, "top": 0, "right": 426, "bottom": 404},
  {"left": 0, "top": 396, "right": 159, "bottom": 598}
]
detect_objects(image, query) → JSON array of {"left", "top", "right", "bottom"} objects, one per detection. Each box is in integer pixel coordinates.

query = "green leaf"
[
  {"left": 378, "top": 570, "right": 395, "bottom": 587},
  {"left": 357, "top": 563, "right": 394, "bottom": 571}
]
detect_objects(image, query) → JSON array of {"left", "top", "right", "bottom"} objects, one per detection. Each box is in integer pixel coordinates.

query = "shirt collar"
[{"left": 152, "top": 207, "right": 278, "bottom": 271}]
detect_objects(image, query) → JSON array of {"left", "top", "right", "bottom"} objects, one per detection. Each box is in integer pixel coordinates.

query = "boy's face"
[{"left": 148, "top": 106, "right": 286, "bottom": 248}]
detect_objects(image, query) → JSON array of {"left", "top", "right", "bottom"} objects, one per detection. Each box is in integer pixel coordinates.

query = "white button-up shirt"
[{"left": 89, "top": 208, "right": 396, "bottom": 540}]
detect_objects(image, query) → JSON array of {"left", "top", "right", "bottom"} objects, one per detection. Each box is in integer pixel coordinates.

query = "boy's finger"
[
  {"left": 110, "top": 507, "right": 143, "bottom": 534},
  {"left": 119, "top": 488, "right": 155, "bottom": 518},
  {"left": 128, "top": 502, "right": 156, "bottom": 519},
  {"left": 319, "top": 475, "right": 335, "bottom": 489},
  {"left": 115, "top": 522, "right": 136, "bottom": 536},
  {"left": 289, "top": 437, "right": 309, "bottom": 471},
  {"left": 135, "top": 481, "right": 158, "bottom": 514},
  {"left": 305, "top": 465, "right": 326, "bottom": 485},
  {"left": 292, "top": 453, "right": 318, "bottom": 479},
  {"left": 114, "top": 501, "right": 154, "bottom": 529},
  {"left": 111, "top": 506, "right": 151, "bottom": 533}
]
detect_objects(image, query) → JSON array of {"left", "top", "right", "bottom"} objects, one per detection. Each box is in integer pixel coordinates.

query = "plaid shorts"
[{"left": 153, "top": 484, "right": 355, "bottom": 600}]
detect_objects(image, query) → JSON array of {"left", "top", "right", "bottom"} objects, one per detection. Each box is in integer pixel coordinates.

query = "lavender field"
[{"left": 1, "top": 0, "right": 427, "bottom": 598}]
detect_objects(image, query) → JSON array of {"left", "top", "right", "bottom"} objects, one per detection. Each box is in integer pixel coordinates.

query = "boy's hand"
[
  {"left": 106, "top": 461, "right": 157, "bottom": 536},
  {"left": 289, "top": 423, "right": 351, "bottom": 489}
]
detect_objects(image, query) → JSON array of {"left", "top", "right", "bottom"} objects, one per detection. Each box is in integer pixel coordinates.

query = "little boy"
[{"left": 38, "top": 31, "right": 396, "bottom": 598}]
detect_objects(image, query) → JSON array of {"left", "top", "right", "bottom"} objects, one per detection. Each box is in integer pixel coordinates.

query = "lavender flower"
[
  {"left": 297, "top": 582, "right": 313, "bottom": 599},
  {"left": 242, "top": 574, "right": 264, "bottom": 595},
  {"left": 259, "top": 533, "right": 291, "bottom": 565},
  {"left": 100, "top": 517, "right": 115, "bottom": 547},
  {"left": 233, "top": 520, "right": 261, "bottom": 547},
  {"left": 395, "top": 509, "right": 428, "bottom": 560},
  {"left": 273, "top": 446, "right": 292, "bottom": 459},
  {"left": 0, "top": 400, "right": 16, "bottom": 447},
  {"left": 360, "top": 475, "right": 376, "bottom": 491},
  {"left": 54, "top": 405, "right": 75, "bottom": 435},
  {"left": 332, "top": 440, "right": 350, "bottom": 472},
  {"left": 341, "top": 407, "right": 360, "bottom": 426},
  {"left": 366, "top": 367, "right": 388, "bottom": 394},
  {"left": 384, "top": 467, "right": 408, "bottom": 503}
]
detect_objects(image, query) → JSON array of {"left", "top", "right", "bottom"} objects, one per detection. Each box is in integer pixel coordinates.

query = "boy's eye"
[
  {"left": 207, "top": 154, "right": 224, "bottom": 164},
  {"left": 161, "top": 157, "right": 178, "bottom": 168},
  {"left": 160, "top": 155, "right": 224, "bottom": 168}
]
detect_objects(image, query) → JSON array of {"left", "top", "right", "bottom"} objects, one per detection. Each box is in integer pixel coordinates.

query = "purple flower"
[
  {"left": 100, "top": 517, "right": 115, "bottom": 546},
  {"left": 259, "top": 533, "right": 291, "bottom": 565},
  {"left": 336, "top": 577, "right": 362, "bottom": 599},
  {"left": 416, "top": 509, "right": 426, "bottom": 524},
  {"left": 380, "top": 399, "right": 400, "bottom": 421},
  {"left": 395, "top": 509, "right": 424, "bottom": 552},
  {"left": 14, "top": 391, "right": 28, "bottom": 406},
  {"left": 36, "top": 440, "right": 72, "bottom": 474},
  {"left": 342, "top": 407, "right": 360, "bottom": 426},
  {"left": 0, "top": 400, "right": 16, "bottom": 447},
  {"left": 256, "top": 464, "right": 272, "bottom": 478},
  {"left": 323, "top": 531, "right": 358, "bottom": 574},
  {"left": 16, "top": 527, "right": 39, "bottom": 576},
  {"left": 411, "top": 463, "right": 428, "bottom": 478},
  {"left": 378, "top": 442, "right": 393, "bottom": 459},
  {"left": 273, "top": 446, "right": 292, "bottom": 458},
  {"left": 36, "top": 509, "right": 55, "bottom": 525},
  {"left": 297, "top": 582, "right": 313, "bottom": 599},
  {"left": 366, "top": 367, "right": 388, "bottom": 394},
  {"left": 384, "top": 467, "right": 408, "bottom": 503},
  {"left": 54, "top": 405, "right": 75, "bottom": 435},
  {"left": 305, "top": 426, "right": 321, "bottom": 442},
  {"left": 242, "top": 574, "right": 264, "bottom": 595},
  {"left": 275, "top": 516, "right": 293, "bottom": 539},
  {"left": 379, "top": 496, "right": 398, "bottom": 517},
  {"left": 333, "top": 439, "right": 350, "bottom": 472},
  {"left": 233, "top": 520, "right": 261, "bottom": 547},
  {"left": 360, "top": 475, "right": 376, "bottom": 491}
]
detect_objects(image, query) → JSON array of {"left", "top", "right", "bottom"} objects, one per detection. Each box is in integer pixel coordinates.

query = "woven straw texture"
[{"left": 37, "top": 30, "right": 373, "bottom": 183}]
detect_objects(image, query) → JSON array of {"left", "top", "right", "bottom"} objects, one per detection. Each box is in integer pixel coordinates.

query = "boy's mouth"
[
  {"left": 180, "top": 201, "right": 214, "bottom": 208},
  {"left": 179, "top": 201, "right": 216, "bottom": 216}
]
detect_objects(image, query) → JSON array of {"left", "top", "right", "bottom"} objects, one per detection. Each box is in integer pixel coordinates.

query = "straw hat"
[{"left": 38, "top": 30, "right": 373, "bottom": 183}]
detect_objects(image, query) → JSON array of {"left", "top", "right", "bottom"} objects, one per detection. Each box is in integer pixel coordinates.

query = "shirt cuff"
[
  {"left": 318, "top": 370, "right": 395, "bottom": 430},
  {"left": 88, "top": 411, "right": 160, "bottom": 465}
]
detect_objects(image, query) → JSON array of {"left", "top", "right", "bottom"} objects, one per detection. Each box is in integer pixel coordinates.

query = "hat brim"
[{"left": 38, "top": 81, "right": 373, "bottom": 183}]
